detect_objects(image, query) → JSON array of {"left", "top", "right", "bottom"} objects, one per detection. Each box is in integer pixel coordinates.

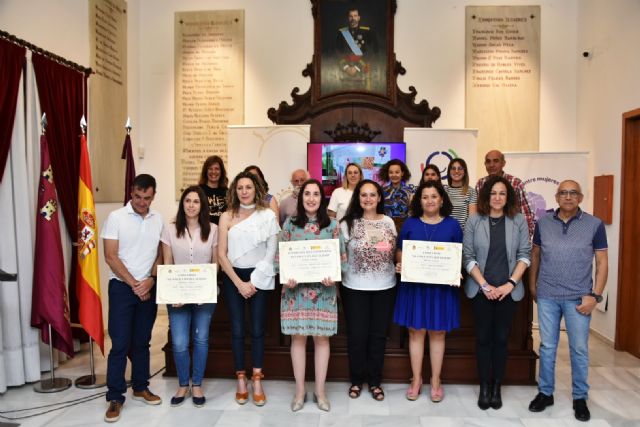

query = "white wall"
[
  {"left": 576, "top": 0, "right": 640, "bottom": 340},
  {"left": 3, "top": 0, "right": 636, "bottom": 343}
]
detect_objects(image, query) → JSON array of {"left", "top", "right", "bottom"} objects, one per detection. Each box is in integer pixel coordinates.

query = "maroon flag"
[
  {"left": 121, "top": 133, "right": 136, "bottom": 205},
  {"left": 31, "top": 134, "right": 74, "bottom": 357}
]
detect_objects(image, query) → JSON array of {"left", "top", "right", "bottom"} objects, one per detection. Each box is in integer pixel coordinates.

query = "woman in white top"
[
  {"left": 161, "top": 186, "right": 217, "bottom": 408},
  {"left": 217, "top": 171, "right": 280, "bottom": 407},
  {"left": 328, "top": 162, "right": 363, "bottom": 221},
  {"left": 340, "top": 179, "right": 397, "bottom": 401}
]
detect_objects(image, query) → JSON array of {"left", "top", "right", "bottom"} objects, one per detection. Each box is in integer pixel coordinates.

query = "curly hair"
[
  {"left": 291, "top": 179, "right": 331, "bottom": 230},
  {"left": 378, "top": 159, "right": 411, "bottom": 183},
  {"left": 409, "top": 181, "right": 453, "bottom": 218},
  {"left": 477, "top": 175, "right": 518, "bottom": 218},
  {"left": 174, "top": 185, "right": 211, "bottom": 242},
  {"left": 340, "top": 179, "right": 385, "bottom": 234},
  {"left": 226, "top": 171, "right": 268, "bottom": 214},
  {"left": 198, "top": 155, "right": 228, "bottom": 188}
]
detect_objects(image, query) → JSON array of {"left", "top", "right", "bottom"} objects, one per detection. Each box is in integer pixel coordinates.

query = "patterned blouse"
[
  {"left": 382, "top": 182, "right": 416, "bottom": 218},
  {"left": 340, "top": 216, "right": 397, "bottom": 291}
]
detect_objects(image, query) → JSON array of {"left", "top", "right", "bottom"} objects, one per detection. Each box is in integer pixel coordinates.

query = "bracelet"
[
  {"left": 507, "top": 278, "right": 517, "bottom": 287},
  {"left": 480, "top": 283, "right": 490, "bottom": 291},
  {"left": 150, "top": 275, "right": 157, "bottom": 284}
]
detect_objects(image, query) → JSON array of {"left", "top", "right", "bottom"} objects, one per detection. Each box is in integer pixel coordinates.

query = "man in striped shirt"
[
  {"left": 475, "top": 150, "right": 535, "bottom": 237},
  {"left": 527, "top": 180, "right": 608, "bottom": 422}
]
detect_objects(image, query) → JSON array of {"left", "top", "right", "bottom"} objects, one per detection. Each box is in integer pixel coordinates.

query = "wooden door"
[{"left": 615, "top": 108, "right": 640, "bottom": 357}]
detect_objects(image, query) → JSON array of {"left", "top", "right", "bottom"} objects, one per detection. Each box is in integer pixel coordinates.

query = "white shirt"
[
  {"left": 328, "top": 188, "right": 353, "bottom": 222},
  {"left": 161, "top": 223, "right": 217, "bottom": 264},
  {"left": 227, "top": 209, "right": 280, "bottom": 290},
  {"left": 100, "top": 201, "right": 163, "bottom": 281}
]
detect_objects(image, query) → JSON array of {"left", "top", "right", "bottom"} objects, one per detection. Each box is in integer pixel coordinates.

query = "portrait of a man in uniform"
[{"left": 320, "top": 0, "right": 388, "bottom": 97}]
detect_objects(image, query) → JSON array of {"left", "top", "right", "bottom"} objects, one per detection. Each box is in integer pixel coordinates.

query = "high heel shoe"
[
  {"left": 430, "top": 385, "right": 445, "bottom": 403},
  {"left": 490, "top": 380, "right": 502, "bottom": 409},
  {"left": 235, "top": 371, "right": 248, "bottom": 405},
  {"left": 251, "top": 372, "right": 266, "bottom": 406},
  {"left": 406, "top": 377, "right": 422, "bottom": 401},
  {"left": 291, "top": 392, "right": 307, "bottom": 412},
  {"left": 478, "top": 382, "right": 491, "bottom": 410},
  {"left": 313, "top": 393, "right": 330, "bottom": 412}
]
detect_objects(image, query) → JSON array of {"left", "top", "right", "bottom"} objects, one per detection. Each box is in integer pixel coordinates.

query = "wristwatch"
[{"left": 589, "top": 292, "right": 603, "bottom": 303}]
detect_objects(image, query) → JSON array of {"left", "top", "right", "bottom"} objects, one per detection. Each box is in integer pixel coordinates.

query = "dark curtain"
[
  {"left": 0, "top": 39, "right": 26, "bottom": 182},
  {"left": 32, "top": 53, "right": 88, "bottom": 325}
]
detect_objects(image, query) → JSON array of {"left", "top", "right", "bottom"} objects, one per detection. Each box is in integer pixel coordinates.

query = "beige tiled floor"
[{"left": 1, "top": 312, "right": 639, "bottom": 426}]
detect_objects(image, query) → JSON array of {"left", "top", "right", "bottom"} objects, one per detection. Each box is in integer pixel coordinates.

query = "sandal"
[
  {"left": 235, "top": 371, "right": 248, "bottom": 405},
  {"left": 369, "top": 385, "right": 385, "bottom": 401},
  {"left": 348, "top": 384, "right": 362, "bottom": 399},
  {"left": 251, "top": 371, "right": 266, "bottom": 406}
]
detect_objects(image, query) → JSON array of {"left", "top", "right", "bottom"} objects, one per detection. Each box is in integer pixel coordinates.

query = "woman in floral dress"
[{"left": 277, "top": 179, "right": 346, "bottom": 412}]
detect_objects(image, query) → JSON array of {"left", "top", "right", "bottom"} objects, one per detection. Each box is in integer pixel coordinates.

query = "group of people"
[{"left": 101, "top": 150, "right": 607, "bottom": 424}]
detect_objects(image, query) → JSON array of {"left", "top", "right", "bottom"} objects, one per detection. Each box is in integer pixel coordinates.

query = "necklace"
[
  {"left": 420, "top": 216, "right": 442, "bottom": 241},
  {"left": 490, "top": 215, "right": 504, "bottom": 226},
  {"left": 240, "top": 203, "right": 256, "bottom": 209}
]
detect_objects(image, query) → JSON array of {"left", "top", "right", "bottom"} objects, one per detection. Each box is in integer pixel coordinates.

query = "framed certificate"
[
  {"left": 279, "top": 239, "right": 342, "bottom": 284},
  {"left": 400, "top": 241, "right": 462, "bottom": 286},
  {"left": 156, "top": 263, "right": 217, "bottom": 304}
]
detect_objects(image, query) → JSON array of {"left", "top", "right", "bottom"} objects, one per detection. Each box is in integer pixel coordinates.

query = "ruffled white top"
[{"left": 227, "top": 209, "right": 280, "bottom": 290}]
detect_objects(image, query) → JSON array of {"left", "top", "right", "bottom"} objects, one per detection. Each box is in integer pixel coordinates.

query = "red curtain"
[
  {"left": 0, "top": 39, "right": 26, "bottom": 182},
  {"left": 32, "top": 53, "right": 88, "bottom": 324}
]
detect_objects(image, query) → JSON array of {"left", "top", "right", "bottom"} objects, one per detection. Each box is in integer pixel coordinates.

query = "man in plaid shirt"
[{"left": 475, "top": 150, "right": 535, "bottom": 237}]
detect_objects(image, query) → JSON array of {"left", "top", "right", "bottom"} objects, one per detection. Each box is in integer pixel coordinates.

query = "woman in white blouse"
[
  {"left": 161, "top": 186, "right": 217, "bottom": 408},
  {"left": 217, "top": 171, "right": 280, "bottom": 407},
  {"left": 328, "top": 162, "right": 363, "bottom": 221}
]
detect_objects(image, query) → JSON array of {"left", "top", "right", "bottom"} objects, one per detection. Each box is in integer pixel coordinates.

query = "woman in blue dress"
[{"left": 393, "top": 181, "right": 463, "bottom": 403}]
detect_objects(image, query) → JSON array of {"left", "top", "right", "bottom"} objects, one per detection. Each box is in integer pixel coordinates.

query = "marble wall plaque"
[
  {"left": 174, "top": 10, "right": 244, "bottom": 199},
  {"left": 465, "top": 6, "right": 540, "bottom": 172},
  {"left": 89, "top": 0, "right": 127, "bottom": 202}
]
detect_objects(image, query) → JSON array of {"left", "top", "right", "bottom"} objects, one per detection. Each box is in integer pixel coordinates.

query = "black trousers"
[
  {"left": 471, "top": 293, "right": 518, "bottom": 383},
  {"left": 341, "top": 285, "right": 396, "bottom": 387}
]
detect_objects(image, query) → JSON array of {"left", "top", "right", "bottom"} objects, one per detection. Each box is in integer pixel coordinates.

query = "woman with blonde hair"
[
  {"left": 328, "top": 162, "right": 363, "bottom": 221},
  {"left": 217, "top": 171, "right": 280, "bottom": 406}
]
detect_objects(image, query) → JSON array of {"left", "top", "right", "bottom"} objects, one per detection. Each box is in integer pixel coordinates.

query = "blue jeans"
[
  {"left": 106, "top": 279, "right": 158, "bottom": 403},
  {"left": 537, "top": 297, "right": 591, "bottom": 400},
  {"left": 222, "top": 267, "right": 271, "bottom": 371},
  {"left": 167, "top": 303, "right": 216, "bottom": 386}
]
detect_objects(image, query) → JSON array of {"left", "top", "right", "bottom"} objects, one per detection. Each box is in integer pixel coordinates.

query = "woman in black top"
[{"left": 198, "top": 155, "right": 228, "bottom": 225}]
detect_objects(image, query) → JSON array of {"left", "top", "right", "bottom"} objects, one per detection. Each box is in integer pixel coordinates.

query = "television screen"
[{"left": 307, "top": 142, "right": 407, "bottom": 197}]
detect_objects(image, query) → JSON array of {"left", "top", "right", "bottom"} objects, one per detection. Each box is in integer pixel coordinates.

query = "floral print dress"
[{"left": 277, "top": 217, "right": 346, "bottom": 336}]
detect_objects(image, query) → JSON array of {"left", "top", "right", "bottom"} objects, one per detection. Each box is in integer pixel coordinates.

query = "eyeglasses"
[{"left": 557, "top": 190, "right": 581, "bottom": 198}]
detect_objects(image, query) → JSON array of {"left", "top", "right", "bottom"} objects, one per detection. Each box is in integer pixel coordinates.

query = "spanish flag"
[{"left": 76, "top": 134, "right": 104, "bottom": 353}]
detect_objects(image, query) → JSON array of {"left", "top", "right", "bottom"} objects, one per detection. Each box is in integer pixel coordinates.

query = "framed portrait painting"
[{"left": 316, "top": 0, "right": 393, "bottom": 99}]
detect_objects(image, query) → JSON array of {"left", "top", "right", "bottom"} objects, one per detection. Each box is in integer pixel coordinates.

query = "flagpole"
[
  {"left": 75, "top": 337, "right": 106, "bottom": 388},
  {"left": 33, "top": 324, "right": 72, "bottom": 393},
  {"left": 33, "top": 113, "right": 73, "bottom": 393}
]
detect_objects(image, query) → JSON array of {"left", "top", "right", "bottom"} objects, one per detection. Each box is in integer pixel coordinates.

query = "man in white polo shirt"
[{"left": 101, "top": 174, "right": 163, "bottom": 423}]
